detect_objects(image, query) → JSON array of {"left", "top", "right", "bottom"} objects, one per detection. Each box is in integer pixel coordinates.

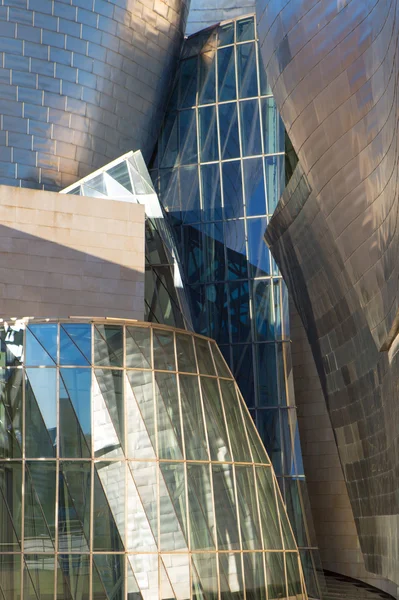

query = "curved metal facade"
[
  {"left": 186, "top": 0, "right": 255, "bottom": 35},
  {"left": 0, "top": 0, "right": 189, "bottom": 190},
  {"left": 0, "top": 317, "right": 307, "bottom": 600},
  {"left": 257, "top": 0, "right": 399, "bottom": 593}
]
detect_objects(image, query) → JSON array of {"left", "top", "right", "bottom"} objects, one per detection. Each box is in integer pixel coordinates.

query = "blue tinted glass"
[
  {"left": 94, "top": 325, "right": 123, "bottom": 367},
  {"left": 236, "top": 16, "right": 255, "bottom": 42},
  {"left": 240, "top": 100, "right": 262, "bottom": 156},
  {"left": 26, "top": 324, "right": 57, "bottom": 366},
  {"left": 160, "top": 112, "right": 178, "bottom": 168},
  {"left": 222, "top": 161, "right": 243, "bottom": 219},
  {"left": 60, "top": 368, "right": 91, "bottom": 437},
  {"left": 25, "top": 368, "right": 57, "bottom": 457},
  {"left": 199, "top": 51, "right": 216, "bottom": 104},
  {"left": 179, "top": 57, "right": 198, "bottom": 108},
  {"left": 179, "top": 109, "right": 197, "bottom": 165},
  {"left": 229, "top": 280, "right": 251, "bottom": 343},
  {"left": 218, "top": 22, "right": 234, "bottom": 46},
  {"left": 257, "top": 409, "right": 282, "bottom": 474},
  {"left": 160, "top": 168, "right": 180, "bottom": 217},
  {"left": 201, "top": 163, "right": 222, "bottom": 221},
  {"left": 180, "top": 165, "right": 201, "bottom": 224},
  {"left": 252, "top": 279, "right": 274, "bottom": 341},
  {"left": 188, "top": 284, "right": 230, "bottom": 344},
  {"left": 256, "top": 343, "right": 278, "bottom": 406},
  {"left": 60, "top": 323, "right": 91, "bottom": 366},
  {"left": 199, "top": 106, "right": 218, "bottom": 162},
  {"left": 219, "top": 102, "right": 240, "bottom": 159},
  {"left": 247, "top": 218, "right": 270, "bottom": 277},
  {"left": 259, "top": 52, "right": 272, "bottom": 96},
  {"left": 232, "top": 344, "right": 255, "bottom": 408},
  {"left": 218, "top": 46, "right": 236, "bottom": 101},
  {"left": 237, "top": 43, "right": 258, "bottom": 98},
  {"left": 203, "top": 222, "right": 225, "bottom": 283},
  {"left": 265, "top": 155, "right": 285, "bottom": 213},
  {"left": 224, "top": 219, "right": 247, "bottom": 280},
  {"left": 244, "top": 158, "right": 266, "bottom": 216},
  {"left": 262, "top": 97, "right": 285, "bottom": 153},
  {"left": 182, "top": 224, "right": 203, "bottom": 284}
]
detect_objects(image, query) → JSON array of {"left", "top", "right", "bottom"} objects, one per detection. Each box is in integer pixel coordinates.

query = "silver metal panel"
[{"left": 186, "top": 0, "right": 256, "bottom": 34}]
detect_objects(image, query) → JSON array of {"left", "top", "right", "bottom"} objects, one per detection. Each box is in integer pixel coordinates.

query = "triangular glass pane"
[
  {"left": 60, "top": 324, "right": 91, "bottom": 366},
  {"left": 276, "top": 486, "right": 296, "bottom": 550},
  {"left": 108, "top": 160, "right": 133, "bottom": 192},
  {"left": 128, "top": 160, "right": 153, "bottom": 195},
  {"left": 179, "top": 375, "right": 208, "bottom": 461},
  {"left": 59, "top": 377, "right": 90, "bottom": 458},
  {"left": 95, "top": 369, "right": 124, "bottom": 452},
  {"left": 56, "top": 557, "right": 73, "bottom": 600},
  {"left": 255, "top": 466, "right": 283, "bottom": 549},
  {"left": 26, "top": 325, "right": 57, "bottom": 365},
  {"left": 58, "top": 463, "right": 90, "bottom": 552},
  {"left": 155, "top": 372, "right": 183, "bottom": 460},
  {"left": 240, "top": 393, "right": 270, "bottom": 464},
  {"left": 82, "top": 183, "right": 108, "bottom": 198},
  {"left": 25, "top": 370, "right": 56, "bottom": 458},
  {"left": 219, "top": 379, "right": 250, "bottom": 462},
  {"left": 195, "top": 337, "right": 215, "bottom": 375},
  {"left": 218, "top": 553, "right": 244, "bottom": 600},
  {"left": 94, "top": 325, "right": 123, "bottom": 367},
  {"left": 191, "top": 564, "right": 204, "bottom": 600},
  {"left": 94, "top": 554, "right": 124, "bottom": 600},
  {"left": 93, "top": 376, "right": 123, "bottom": 459},
  {"left": 128, "top": 462, "right": 158, "bottom": 544},
  {"left": 126, "top": 465, "right": 157, "bottom": 552},
  {"left": 0, "top": 368, "right": 22, "bottom": 458},
  {"left": 187, "top": 464, "right": 215, "bottom": 550},
  {"left": 125, "top": 372, "right": 156, "bottom": 459},
  {"left": 86, "top": 174, "right": 106, "bottom": 194},
  {"left": 201, "top": 377, "right": 231, "bottom": 462},
  {"left": 163, "top": 555, "right": 190, "bottom": 600},
  {"left": 104, "top": 172, "right": 135, "bottom": 201},
  {"left": 211, "top": 342, "right": 231, "bottom": 378},
  {"left": 0, "top": 555, "right": 21, "bottom": 599},
  {"left": 58, "top": 555, "right": 90, "bottom": 599},
  {"left": 93, "top": 462, "right": 124, "bottom": 552},
  {"left": 126, "top": 556, "right": 143, "bottom": 600},
  {"left": 192, "top": 554, "right": 218, "bottom": 600},
  {"left": 60, "top": 368, "right": 91, "bottom": 453},
  {"left": 126, "top": 326, "right": 151, "bottom": 369},
  {"left": 159, "top": 462, "right": 188, "bottom": 551},
  {"left": 24, "top": 462, "right": 55, "bottom": 551},
  {"left": 24, "top": 555, "right": 55, "bottom": 599},
  {"left": 160, "top": 560, "right": 176, "bottom": 600},
  {"left": 92, "top": 560, "right": 108, "bottom": 600},
  {"left": 128, "top": 555, "right": 158, "bottom": 600}
]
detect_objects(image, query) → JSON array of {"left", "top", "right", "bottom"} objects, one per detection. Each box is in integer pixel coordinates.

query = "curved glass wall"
[
  {"left": 0, "top": 318, "right": 306, "bottom": 600},
  {"left": 150, "top": 15, "right": 322, "bottom": 597}
]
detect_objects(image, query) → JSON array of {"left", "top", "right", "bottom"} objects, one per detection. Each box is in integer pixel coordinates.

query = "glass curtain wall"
[
  {"left": 0, "top": 318, "right": 306, "bottom": 600},
  {"left": 150, "top": 16, "right": 323, "bottom": 598}
]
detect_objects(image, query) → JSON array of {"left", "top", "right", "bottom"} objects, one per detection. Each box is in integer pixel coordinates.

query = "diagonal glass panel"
[
  {"left": 219, "top": 553, "right": 244, "bottom": 600},
  {"left": 25, "top": 369, "right": 56, "bottom": 458},
  {"left": 160, "top": 559, "right": 176, "bottom": 600},
  {"left": 128, "top": 555, "right": 158, "bottom": 600},
  {"left": 240, "top": 99, "right": 261, "bottom": 156},
  {"left": 108, "top": 160, "right": 132, "bottom": 192},
  {"left": 60, "top": 368, "right": 91, "bottom": 455},
  {"left": 218, "top": 46, "right": 236, "bottom": 102},
  {"left": 60, "top": 324, "right": 91, "bottom": 366},
  {"left": 187, "top": 463, "right": 215, "bottom": 550},
  {"left": 0, "top": 323, "right": 23, "bottom": 366},
  {"left": 222, "top": 160, "right": 244, "bottom": 220},
  {"left": 94, "top": 325, "right": 123, "bottom": 367},
  {"left": 95, "top": 369, "right": 124, "bottom": 453},
  {"left": 201, "top": 377, "right": 231, "bottom": 462},
  {"left": 237, "top": 16, "right": 255, "bottom": 41},
  {"left": 163, "top": 555, "right": 190, "bottom": 600},
  {"left": 210, "top": 343, "right": 231, "bottom": 378},
  {"left": 94, "top": 462, "right": 125, "bottom": 552},
  {"left": 201, "top": 163, "right": 222, "bottom": 222},
  {"left": 126, "top": 326, "right": 152, "bottom": 369},
  {"left": 24, "top": 555, "right": 55, "bottom": 600},
  {"left": 0, "top": 368, "right": 22, "bottom": 458},
  {"left": 0, "top": 555, "right": 21, "bottom": 599},
  {"left": 159, "top": 462, "right": 188, "bottom": 551},
  {"left": 243, "top": 552, "right": 266, "bottom": 600},
  {"left": 237, "top": 42, "right": 257, "bottom": 98},
  {"left": 126, "top": 556, "right": 143, "bottom": 600},
  {"left": 219, "top": 103, "right": 239, "bottom": 160},
  {"left": 129, "top": 461, "right": 158, "bottom": 544},
  {"left": 240, "top": 396, "right": 270, "bottom": 464},
  {"left": 153, "top": 329, "right": 175, "bottom": 371},
  {"left": 255, "top": 466, "right": 283, "bottom": 549},
  {"left": 195, "top": 337, "right": 215, "bottom": 375},
  {"left": 286, "top": 553, "right": 303, "bottom": 600},
  {"left": 192, "top": 553, "right": 218, "bottom": 600},
  {"left": 58, "top": 462, "right": 90, "bottom": 553},
  {"left": 92, "top": 375, "right": 122, "bottom": 459},
  {"left": 219, "top": 379, "right": 250, "bottom": 462},
  {"left": 244, "top": 158, "right": 266, "bottom": 217},
  {"left": 276, "top": 484, "right": 296, "bottom": 550},
  {"left": 56, "top": 557, "right": 74, "bottom": 600},
  {"left": 199, "top": 51, "right": 216, "bottom": 105},
  {"left": 0, "top": 461, "right": 22, "bottom": 551},
  {"left": 212, "top": 464, "right": 240, "bottom": 551},
  {"left": 265, "top": 553, "right": 286, "bottom": 600},
  {"left": 59, "top": 377, "right": 90, "bottom": 459},
  {"left": 24, "top": 462, "right": 56, "bottom": 552},
  {"left": 235, "top": 465, "right": 262, "bottom": 550},
  {"left": 125, "top": 371, "right": 156, "bottom": 459},
  {"left": 26, "top": 324, "right": 57, "bottom": 366},
  {"left": 92, "top": 560, "right": 109, "bottom": 600},
  {"left": 199, "top": 106, "right": 218, "bottom": 163},
  {"left": 58, "top": 555, "right": 90, "bottom": 600},
  {"left": 175, "top": 333, "right": 196, "bottom": 373},
  {"left": 94, "top": 554, "right": 125, "bottom": 600},
  {"left": 126, "top": 464, "right": 157, "bottom": 552},
  {"left": 155, "top": 372, "right": 183, "bottom": 460},
  {"left": 179, "top": 375, "right": 208, "bottom": 461}
]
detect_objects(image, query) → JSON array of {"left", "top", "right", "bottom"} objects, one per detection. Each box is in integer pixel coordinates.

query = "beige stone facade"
[{"left": 0, "top": 185, "right": 145, "bottom": 320}]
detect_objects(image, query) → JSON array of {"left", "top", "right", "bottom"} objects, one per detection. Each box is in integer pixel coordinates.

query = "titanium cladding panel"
[
  {"left": 0, "top": 0, "right": 189, "bottom": 190},
  {"left": 257, "top": 0, "right": 399, "bottom": 592},
  {"left": 186, "top": 0, "right": 256, "bottom": 35}
]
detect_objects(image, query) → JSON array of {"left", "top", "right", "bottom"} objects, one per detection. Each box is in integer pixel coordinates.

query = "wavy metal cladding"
[
  {"left": 0, "top": 0, "right": 189, "bottom": 190},
  {"left": 256, "top": 0, "right": 399, "bottom": 593},
  {"left": 185, "top": 0, "right": 256, "bottom": 34}
]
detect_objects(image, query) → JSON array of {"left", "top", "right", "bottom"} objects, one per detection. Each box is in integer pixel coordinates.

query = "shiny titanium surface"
[
  {"left": 0, "top": 0, "right": 189, "bottom": 190},
  {"left": 186, "top": 0, "right": 256, "bottom": 34},
  {"left": 257, "top": 0, "right": 399, "bottom": 593}
]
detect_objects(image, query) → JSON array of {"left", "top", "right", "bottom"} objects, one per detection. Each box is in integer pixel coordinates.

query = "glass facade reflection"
[
  {"left": 0, "top": 318, "right": 306, "bottom": 600},
  {"left": 151, "top": 16, "right": 322, "bottom": 597}
]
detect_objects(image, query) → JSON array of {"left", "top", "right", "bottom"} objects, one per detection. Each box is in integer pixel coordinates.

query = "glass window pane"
[
  {"left": 60, "top": 323, "right": 91, "bottom": 366},
  {"left": 126, "top": 326, "right": 152, "bottom": 369},
  {"left": 180, "top": 374, "right": 208, "bottom": 461},
  {"left": 211, "top": 342, "right": 231, "bottom": 378},
  {"left": 265, "top": 155, "right": 285, "bottom": 214},
  {"left": 201, "top": 163, "right": 222, "bottom": 221},
  {"left": 160, "top": 112, "right": 178, "bottom": 169},
  {"left": 252, "top": 279, "right": 274, "bottom": 341},
  {"left": 237, "top": 43, "right": 257, "bottom": 98},
  {"left": 25, "top": 555, "right": 56, "bottom": 599},
  {"left": 224, "top": 219, "right": 247, "bottom": 280},
  {"left": 220, "top": 379, "right": 250, "bottom": 461},
  {"left": 235, "top": 465, "right": 262, "bottom": 549},
  {"left": 243, "top": 552, "right": 266, "bottom": 600},
  {"left": 240, "top": 100, "right": 261, "bottom": 156},
  {"left": 247, "top": 217, "right": 270, "bottom": 277},
  {"left": 228, "top": 280, "right": 251, "bottom": 344},
  {"left": 153, "top": 329, "right": 175, "bottom": 371},
  {"left": 219, "top": 102, "right": 240, "bottom": 159},
  {"left": 176, "top": 333, "right": 196, "bottom": 373},
  {"left": 0, "top": 368, "right": 22, "bottom": 458},
  {"left": 94, "top": 554, "right": 125, "bottom": 600},
  {"left": 159, "top": 462, "right": 188, "bottom": 550},
  {"left": 256, "top": 343, "right": 278, "bottom": 406},
  {"left": 231, "top": 344, "right": 255, "bottom": 408},
  {"left": 236, "top": 16, "right": 255, "bottom": 42},
  {"left": 195, "top": 337, "right": 215, "bottom": 375},
  {"left": 93, "top": 461, "right": 124, "bottom": 552},
  {"left": 187, "top": 463, "right": 215, "bottom": 550},
  {"left": 222, "top": 161, "right": 243, "bottom": 219},
  {"left": 58, "top": 555, "right": 90, "bottom": 600},
  {"left": 26, "top": 324, "right": 57, "bottom": 366},
  {"left": 201, "top": 376, "right": 231, "bottom": 462},
  {"left": 59, "top": 368, "right": 91, "bottom": 458},
  {"left": 257, "top": 408, "right": 282, "bottom": 474},
  {"left": 94, "top": 325, "right": 123, "bottom": 367},
  {"left": 262, "top": 98, "right": 285, "bottom": 154},
  {"left": 155, "top": 372, "right": 183, "bottom": 460},
  {"left": 25, "top": 461, "right": 56, "bottom": 551},
  {"left": 180, "top": 165, "right": 201, "bottom": 224},
  {"left": 192, "top": 553, "right": 218, "bottom": 599},
  {"left": 25, "top": 368, "right": 56, "bottom": 458},
  {"left": 94, "top": 369, "right": 124, "bottom": 455},
  {"left": 180, "top": 56, "right": 198, "bottom": 109},
  {"left": 244, "top": 158, "right": 266, "bottom": 216},
  {"left": 58, "top": 463, "right": 91, "bottom": 552},
  {"left": 202, "top": 221, "right": 225, "bottom": 283},
  {"left": 199, "top": 51, "right": 216, "bottom": 104},
  {"left": 218, "top": 22, "right": 234, "bottom": 46},
  {"left": 179, "top": 109, "right": 197, "bottom": 165},
  {"left": 286, "top": 553, "right": 303, "bottom": 600},
  {"left": 199, "top": 105, "right": 218, "bottom": 162},
  {"left": 219, "top": 553, "right": 244, "bottom": 600},
  {"left": 265, "top": 553, "right": 286, "bottom": 600},
  {"left": 126, "top": 370, "right": 156, "bottom": 458},
  {"left": 0, "top": 461, "right": 22, "bottom": 551},
  {"left": 212, "top": 464, "right": 240, "bottom": 550},
  {"left": 240, "top": 399, "right": 270, "bottom": 464},
  {"left": 218, "top": 46, "right": 236, "bottom": 101},
  {"left": 0, "top": 323, "right": 24, "bottom": 366},
  {"left": 259, "top": 52, "right": 272, "bottom": 96},
  {"left": 255, "top": 466, "right": 283, "bottom": 549}
]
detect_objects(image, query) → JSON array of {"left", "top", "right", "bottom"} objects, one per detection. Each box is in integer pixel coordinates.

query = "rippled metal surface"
[
  {"left": 257, "top": 0, "right": 399, "bottom": 593},
  {"left": 186, "top": 0, "right": 256, "bottom": 34},
  {"left": 0, "top": 0, "right": 189, "bottom": 190}
]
